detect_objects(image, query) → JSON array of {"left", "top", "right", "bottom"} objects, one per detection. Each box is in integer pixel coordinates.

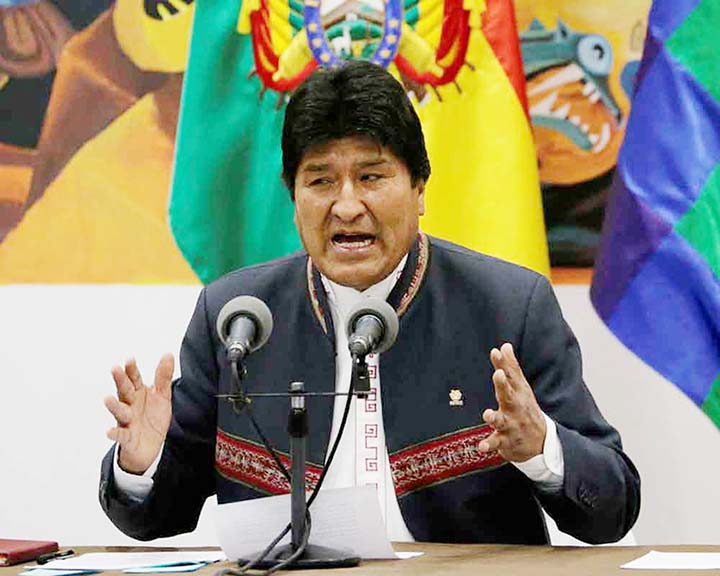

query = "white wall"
[
  {"left": 1, "top": 284, "right": 718, "bottom": 545},
  {"left": 0, "top": 285, "right": 216, "bottom": 547},
  {"left": 558, "top": 286, "right": 720, "bottom": 545}
]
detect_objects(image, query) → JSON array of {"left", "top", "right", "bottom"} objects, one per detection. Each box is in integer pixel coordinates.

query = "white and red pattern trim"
[
  {"left": 306, "top": 233, "right": 430, "bottom": 332},
  {"left": 216, "top": 430, "right": 323, "bottom": 495},
  {"left": 389, "top": 425, "right": 505, "bottom": 498},
  {"left": 396, "top": 232, "right": 429, "bottom": 317},
  {"left": 306, "top": 259, "right": 328, "bottom": 334}
]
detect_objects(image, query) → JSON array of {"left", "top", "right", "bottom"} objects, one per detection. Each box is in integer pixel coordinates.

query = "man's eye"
[
  {"left": 309, "top": 177, "right": 332, "bottom": 186},
  {"left": 360, "top": 173, "right": 382, "bottom": 182}
]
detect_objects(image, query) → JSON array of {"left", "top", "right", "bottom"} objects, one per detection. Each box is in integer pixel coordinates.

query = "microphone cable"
[{"left": 229, "top": 362, "right": 291, "bottom": 485}]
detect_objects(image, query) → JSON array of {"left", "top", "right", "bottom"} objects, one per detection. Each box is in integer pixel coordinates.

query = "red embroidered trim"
[
  {"left": 397, "top": 232, "right": 429, "bottom": 317},
  {"left": 306, "top": 233, "right": 429, "bottom": 327},
  {"left": 306, "top": 259, "right": 328, "bottom": 334},
  {"left": 389, "top": 425, "right": 505, "bottom": 498},
  {"left": 216, "top": 430, "right": 323, "bottom": 495}
]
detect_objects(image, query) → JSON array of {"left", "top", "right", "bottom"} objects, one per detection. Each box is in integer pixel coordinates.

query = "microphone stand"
[
  {"left": 351, "top": 354, "right": 371, "bottom": 398},
  {"left": 216, "top": 296, "right": 399, "bottom": 573},
  {"left": 231, "top": 377, "right": 360, "bottom": 570}
]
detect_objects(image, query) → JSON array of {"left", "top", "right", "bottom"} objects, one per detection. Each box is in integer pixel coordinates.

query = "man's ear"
[{"left": 417, "top": 181, "right": 426, "bottom": 216}]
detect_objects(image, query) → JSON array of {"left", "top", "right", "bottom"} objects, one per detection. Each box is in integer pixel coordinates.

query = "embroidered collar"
[{"left": 306, "top": 232, "right": 430, "bottom": 335}]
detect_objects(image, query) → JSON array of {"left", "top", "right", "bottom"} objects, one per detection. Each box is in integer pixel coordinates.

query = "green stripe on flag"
[
  {"left": 702, "top": 373, "right": 720, "bottom": 428},
  {"left": 170, "top": 0, "right": 302, "bottom": 284},
  {"left": 666, "top": 0, "right": 720, "bottom": 102},
  {"left": 675, "top": 163, "right": 720, "bottom": 278}
]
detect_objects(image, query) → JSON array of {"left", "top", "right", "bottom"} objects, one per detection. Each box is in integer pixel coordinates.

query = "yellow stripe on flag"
[{"left": 418, "top": 29, "right": 549, "bottom": 276}]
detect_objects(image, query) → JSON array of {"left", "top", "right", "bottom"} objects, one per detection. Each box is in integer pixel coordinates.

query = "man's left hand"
[{"left": 478, "top": 342, "right": 546, "bottom": 462}]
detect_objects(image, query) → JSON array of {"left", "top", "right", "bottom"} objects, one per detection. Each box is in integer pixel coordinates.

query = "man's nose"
[{"left": 331, "top": 179, "right": 366, "bottom": 221}]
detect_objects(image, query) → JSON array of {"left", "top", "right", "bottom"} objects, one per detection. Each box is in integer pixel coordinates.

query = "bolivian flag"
[{"left": 171, "top": 0, "right": 549, "bottom": 284}]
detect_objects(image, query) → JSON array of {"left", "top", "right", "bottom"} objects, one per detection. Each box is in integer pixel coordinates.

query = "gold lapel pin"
[{"left": 449, "top": 388, "right": 464, "bottom": 407}]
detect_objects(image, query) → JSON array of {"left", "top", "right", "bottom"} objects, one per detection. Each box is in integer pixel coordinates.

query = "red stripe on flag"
[{"left": 481, "top": 0, "right": 529, "bottom": 118}]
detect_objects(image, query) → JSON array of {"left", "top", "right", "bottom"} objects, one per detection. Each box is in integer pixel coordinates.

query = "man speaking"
[{"left": 100, "top": 61, "right": 640, "bottom": 544}]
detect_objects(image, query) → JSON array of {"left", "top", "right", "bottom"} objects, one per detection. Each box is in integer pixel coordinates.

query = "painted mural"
[{"left": 516, "top": 0, "right": 651, "bottom": 265}]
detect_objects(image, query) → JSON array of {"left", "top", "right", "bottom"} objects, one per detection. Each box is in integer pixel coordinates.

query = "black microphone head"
[
  {"left": 346, "top": 297, "right": 399, "bottom": 354},
  {"left": 216, "top": 296, "right": 274, "bottom": 353}
]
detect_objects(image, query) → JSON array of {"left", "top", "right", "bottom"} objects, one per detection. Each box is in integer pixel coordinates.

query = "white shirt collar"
[{"left": 320, "top": 255, "right": 408, "bottom": 320}]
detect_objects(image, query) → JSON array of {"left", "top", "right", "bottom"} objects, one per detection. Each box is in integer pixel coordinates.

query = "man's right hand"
[{"left": 104, "top": 354, "right": 174, "bottom": 475}]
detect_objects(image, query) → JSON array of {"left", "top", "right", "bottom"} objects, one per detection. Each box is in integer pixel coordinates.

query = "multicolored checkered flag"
[{"left": 591, "top": 0, "right": 720, "bottom": 426}]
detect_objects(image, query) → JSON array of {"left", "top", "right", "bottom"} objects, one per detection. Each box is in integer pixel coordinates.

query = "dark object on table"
[{"left": 0, "top": 539, "right": 59, "bottom": 566}]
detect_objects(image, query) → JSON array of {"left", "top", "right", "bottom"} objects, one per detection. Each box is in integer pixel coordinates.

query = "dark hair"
[{"left": 281, "top": 60, "right": 431, "bottom": 197}]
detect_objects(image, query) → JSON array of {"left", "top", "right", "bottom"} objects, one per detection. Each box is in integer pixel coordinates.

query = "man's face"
[{"left": 293, "top": 137, "right": 425, "bottom": 291}]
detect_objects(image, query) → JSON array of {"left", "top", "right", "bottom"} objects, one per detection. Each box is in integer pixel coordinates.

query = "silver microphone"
[
  {"left": 216, "top": 296, "right": 273, "bottom": 362},
  {"left": 345, "top": 298, "right": 399, "bottom": 357}
]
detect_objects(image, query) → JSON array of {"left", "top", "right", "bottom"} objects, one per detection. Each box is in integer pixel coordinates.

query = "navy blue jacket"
[{"left": 100, "top": 235, "right": 640, "bottom": 544}]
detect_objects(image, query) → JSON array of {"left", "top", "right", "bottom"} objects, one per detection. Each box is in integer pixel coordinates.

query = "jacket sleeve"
[
  {"left": 99, "top": 288, "right": 219, "bottom": 540},
  {"left": 517, "top": 275, "right": 641, "bottom": 544}
]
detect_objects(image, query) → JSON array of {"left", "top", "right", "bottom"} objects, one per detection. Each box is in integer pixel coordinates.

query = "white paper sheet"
[
  {"left": 622, "top": 551, "right": 720, "bottom": 570},
  {"left": 216, "top": 486, "right": 404, "bottom": 560},
  {"left": 123, "top": 563, "right": 208, "bottom": 573},
  {"left": 39, "top": 552, "right": 225, "bottom": 571},
  {"left": 395, "top": 552, "right": 424, "bottom": 560},
  {"left": 19, "top": 569, "right": 97, "bottom": 576}
]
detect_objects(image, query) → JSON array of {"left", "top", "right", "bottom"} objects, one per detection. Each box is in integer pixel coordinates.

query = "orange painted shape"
[{"left": 550, "top": 267, "right": 593, "bottom": 285}]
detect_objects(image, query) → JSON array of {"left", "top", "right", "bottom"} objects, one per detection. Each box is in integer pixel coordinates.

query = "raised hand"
[
  {"left": 478, "top": 343, "right": 546, "bottom": 462},
  {"left": 104, "top": 354, "right": 174, "bottom": 474}
]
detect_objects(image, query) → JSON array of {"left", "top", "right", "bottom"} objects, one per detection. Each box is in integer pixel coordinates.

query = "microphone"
[
  {"left": 216, "top": 296, "right": 274, "bottom": 363},
  {"left": 345, "top": 298, "right": 399, "bottom": 357}
]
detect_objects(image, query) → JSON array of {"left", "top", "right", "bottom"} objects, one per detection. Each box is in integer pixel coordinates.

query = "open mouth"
[
  {"left": 332, "top": 233, "right": 376, "bottom": 250},
  {"left": 527, "top": 63, "right": 620, "bottom": 154}
]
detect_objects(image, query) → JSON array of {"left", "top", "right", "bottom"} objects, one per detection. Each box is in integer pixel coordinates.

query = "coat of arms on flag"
[{"left": 237, "top": 0, "right": 482, "bottom": 98}]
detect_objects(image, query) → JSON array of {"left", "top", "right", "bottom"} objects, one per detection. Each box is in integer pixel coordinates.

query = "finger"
[
  {"left": 482, "top": 408, "right": 506, "bottom": 431},
  {"left": 499, "top": 342, "right": 524, "bottom": 387},
  {"left": 154, "top": 353, "right": 175, "bottom": 400},
  {"left": 478, "top": 431, "right": 502, "bottom": 453},
  {"left": 106, "top": 426, "right": 132, "bottom": 446},
  {"left": 111, "top": 365, "right": 135, "bottom": 404},
  {"left": 125, "top": 358, "right": 144, "bottom": 390},
  {"left": 489, "top": 347, "right": 503, "bottom": 371},
  {"left": 492, "top": 368, "right": 514, "bottom": 408},
  {"left": 104, "top": 396, "right": 133, "bottom": 426}
]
